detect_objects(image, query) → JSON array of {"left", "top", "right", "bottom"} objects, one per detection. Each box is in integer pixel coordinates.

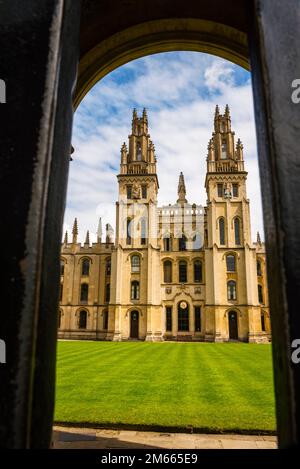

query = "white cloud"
[{"left": 65, "top": 52, "right": 264, "bottom": 243}]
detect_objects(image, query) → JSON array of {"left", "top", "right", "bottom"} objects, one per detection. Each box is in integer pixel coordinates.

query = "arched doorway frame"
[{"left": 1, "top": 0, "right": 299, "bottom": 449}]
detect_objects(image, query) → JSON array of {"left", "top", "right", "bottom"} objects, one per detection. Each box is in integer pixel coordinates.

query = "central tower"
[{"left": 109, "top": 109, "right": 162, "bottom": 341}]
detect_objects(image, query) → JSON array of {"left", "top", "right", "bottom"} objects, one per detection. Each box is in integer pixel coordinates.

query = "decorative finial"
[
  {"left": 132, "top": 108, "right": 138, "bottom": 120},
  {"left": 177, "top": 172, "right": 187, "bottom": 203},
  {"left": 142, "top": 107, "right": 148, "bottom": 121},
  {"left": 257, "top": 231, "right": 262, "bottom": 245},
  {"left": 97, "top": 218, "right": 103, "bottom": 243},
  {"left": 225, "top": 104, "right": 230, "bottom": 116},
  {"left": 63, "top": 230, "right": 68, "bottom": 245},
  {"left": 72, "top": 218, "right": 78, "bottom": 244},
  {"left": 84, "top": 230, "right": 90, "bottom": 246},
  {"left": 214, "top": 104, "right": 220, "bottom": 118}
]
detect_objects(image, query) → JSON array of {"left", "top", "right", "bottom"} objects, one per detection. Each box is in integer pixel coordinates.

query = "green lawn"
[{"left": 55, "top": 341, "right": 276, "bottom": 433}]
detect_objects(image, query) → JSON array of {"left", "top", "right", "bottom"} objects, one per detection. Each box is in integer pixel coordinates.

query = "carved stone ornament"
[{"left": 132, "top": 183, "right": 141, "bottom": 199}]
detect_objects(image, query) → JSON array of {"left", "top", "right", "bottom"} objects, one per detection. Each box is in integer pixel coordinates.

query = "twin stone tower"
[{"left": 59, "top": 106, "right": 270, "bottom": 343}]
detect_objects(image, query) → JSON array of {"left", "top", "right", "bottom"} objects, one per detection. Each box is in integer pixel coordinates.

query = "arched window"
[
  {"left": 179, "top": 235, "right": 186, "bottom": 251},
  {"left": 131, "top": 281, "right": 140, "bottom": 300},
  {"left": 131, "top": 255, "right": 140, "bottom": 272},
  {"left": 227, "top": 280, "right": 237, "bottom": 300},
  {"left": 106, "top": 258, "right": 111, "bottom": 276},
  {"left": 234, "top": 218, "right": 241, "bottom": 245},
  {"left": 81, "top": 258, "right": 90, "bottom": 276},
  {"left": 261, "top": 312, "right": 266, "bottom": 332},
  {"left": 126, "top": 218, "right": 132, "bottom": 245},
  {"left": 257, "top": 260, "right": 262, "bottom": 276},
  {"left": 219, "top": 218, "right": 225, "bottom": 245},
  {"left": 164, "top": 260, "right": 172, "bottom": 283},
  {"left": 226, "top": 254, "right": 236, "bottom": 272},
  {"left": 221, "top": 140, "right": 227, "bottom": 159},
  {"left": 140, "top": 217, "right": 147, "bottom": 245},
  {"left": 79, "top": 310, "right": 87, "bottom": 329},
  {"left": 258, "top": 284, "right": 263, "bottom": 303},
  {"left": 179, "top": 261, "right": 187, "bottom": 283},
  {"left": 163, "top": 236, "right": 172, "bottom": 251},
  {"left": 194, "top": 260, "right": 202, "bottom": 282},
  {"left": 178, "top": 302, "right": 189, "bottom": 331},
  {"left": 60, "top": 259, "right": 65, "bottom": 276},
  {"left": 80, "top": 283, "right": 88, "bottom": 302},
  {"left": 105, "top": 283, "right": 110, "bottom": 303},
  {"left": 136, "top": 142, "right": 142, "bottom": 161},
  {"left": 103, "top": 310, "right": 108, "bottom": 330}
]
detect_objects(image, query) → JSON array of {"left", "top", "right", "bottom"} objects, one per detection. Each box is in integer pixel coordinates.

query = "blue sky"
[{"left": 65, "top": 51, "right": 264, "bottom": 242}]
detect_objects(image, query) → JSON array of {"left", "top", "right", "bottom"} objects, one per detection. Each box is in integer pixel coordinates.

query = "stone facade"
[{"left": 59, "top": 107, "right": 270, "bottom": 343}]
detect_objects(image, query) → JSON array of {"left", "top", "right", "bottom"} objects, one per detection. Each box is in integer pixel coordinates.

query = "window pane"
[
  {"left": 164, "top": 261, "right": 172, "bottom": 283},
  {"left": 195, "top": 306, "right": 201, "bottom": 332},
  {"left": 106, "top": 259, "right": 111, "bottom": 275},
  {"left": 226, "top": 255, "right": 235, "bottom": 272},
  {"left": 82, "top": 259, "right": 90, "bottom": 276},
  {"left": 179, "top": 235, "right": 186, "bottom": 251},
  {"left": 219, "top": 218, "right": 225, "bottom": 245},
  {"left": 127, "top": 185, "right": 132, "bottom": 199},
  {"left": 227, "top": 281, "right": 236, "bottom": 300},
  {"left": 258, "top": 285, "right": 263, "bottom": 303},
  {"left": 234, "top": 218, "right": 241, "bottom": 245},
  {"left": 80, "top": 283, "right": 88, "bottom": 302},
  {"left": 126, "top": 219, "right": 132, "bottom": 245},
  {"left": 131, "top": 255, "right": 140, "bottom": 272},
  {"left": 105, "top": 283, "right": 110, "bottom": 302},
  {"left": 232, "top": 184, "right": 238, "bottom": 197},
  {"left": 166, "top": 307, "right": 172, "bottom": 331},
  {"left": 257, "top": 261, "right": 262, "bottom": 276},
  {"left": 141, "top": 218, "right": 147, "bottom": 245},
  {"left": 179, "top": 261, "right": 187, "bottom": 283},
  {"left": 142, "top": 185, "right": 147, "bottom": 199},
  {"left": 178, "top": 304, "right": 189, "bottom": 331},
  {"left": 79, "top": 310, "right": 87, "bottom": 329},
  {"left": 194, "top": 261, "right": 202, "bottom": 282},
  {"left": 217, "top": 184, "right": 223, "bottom": 197}
]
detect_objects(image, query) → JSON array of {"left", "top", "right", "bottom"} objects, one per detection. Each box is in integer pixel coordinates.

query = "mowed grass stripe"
[{"left": 55, "top": 341, "right": 276, "bottom": 432}]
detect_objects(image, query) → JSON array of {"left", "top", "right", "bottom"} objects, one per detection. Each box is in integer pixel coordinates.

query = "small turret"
[
  {"left": 177, "top": 172, "right": 187, "bottom": 204},
  {"left": 63, "top": 230, "right": 68, "bottom": 245},
  {"left": 84, "top": 230, "right": 90, "bottom": 247},
  {"left": 97, "top": 217, "right": 103, "bottom": 243},
  {"left": 257, "top": 231, "right": 262, "bottom": 246},
  {"left": 72, "top": 218, "right": 78, "bottom": 244}
]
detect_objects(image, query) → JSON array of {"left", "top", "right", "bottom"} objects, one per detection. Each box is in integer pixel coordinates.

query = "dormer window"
[{"left": 221, "top": 140, "right": 227, "bottom": 159}]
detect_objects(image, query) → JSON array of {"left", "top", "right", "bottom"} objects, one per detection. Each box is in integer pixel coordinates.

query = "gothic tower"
[
  {"left": 109, "top": 109, "right": 162, "bottom": 341},
  {"left": 204, "top": 105, "right": 263, "bottom": 342}
]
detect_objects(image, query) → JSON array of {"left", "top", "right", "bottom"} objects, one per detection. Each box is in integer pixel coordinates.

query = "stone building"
[{"left": 59, "top": 106, "right": 270, "bottom": 342}]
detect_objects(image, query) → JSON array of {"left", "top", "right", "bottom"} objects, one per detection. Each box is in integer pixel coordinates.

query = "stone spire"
[
  {"left": 257, "top": 231, "right": 262, "bottom": 246},
  {"left": 63, "top": 230, "right": 68, "bottom": 245},
  {"left": 225, "top": 103, "right": 230, "bottom": 117},
  {"left": 214, "top": 104, "right": 220, "bottom": 119},
  {"left": 84, "top": 230, "right": 90, "bottom": 247},
  {"left": 72, "top": 218, "right": 78, "bottom": 244},
  {"left": 177, "top": 172, "right": 187, "bottom": 203},
  {"left": 97, "top": 217, "right": 103, "bottom": 243},
  {"left": 142, "top": 107, "right": 148, "bottom": 122}
]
